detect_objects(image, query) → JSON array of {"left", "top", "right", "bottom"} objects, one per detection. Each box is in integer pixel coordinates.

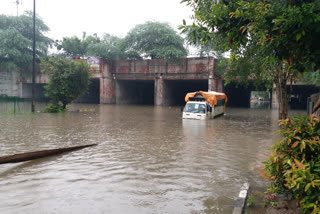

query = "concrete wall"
[
  {"left": 0, "top": 70, "right": 22, "bottom": 97},
  {"left": 21, "top": 83, "right": 47, "bottom": 99},
  {"left": 113, "top": 57, "right": 216, "bottom": 80}
]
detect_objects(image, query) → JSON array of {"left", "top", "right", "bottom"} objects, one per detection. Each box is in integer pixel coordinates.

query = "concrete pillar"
[
  {"left": 208, "top": 77, "right": 223, "bottom": 92},
  {"left": 208, "top": 77, "right": 217, "bottom": 92},
  {"left": 100, "top": 60, "right": 116, "bottom": 104},
  {"left": 208, "top": 57, "right": 222, "bottom": 92},
  {"left": 217, "top": 78, "right": 223, "bottom": 92},
  {"left": 154, "top": 77, "right": 164, "bottom": 106}
]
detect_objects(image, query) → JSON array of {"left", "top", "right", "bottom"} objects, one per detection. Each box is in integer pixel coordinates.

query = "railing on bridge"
[{"left": 112, "top": 57, "right": 215, "bottom": 80}]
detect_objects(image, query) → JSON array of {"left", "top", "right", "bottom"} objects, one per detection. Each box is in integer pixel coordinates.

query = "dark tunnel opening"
[
  {"left": 116, "top": 80, "right": 154, "bottom": 105},
  {"left": 115, "top": 79, "right": 208, "bottom": 106},
  {"left": 163, "top": 80, "right": 208, "bottom": 106},
  {"left": 289, "top": 85, "right": 319, "bottom": 110},
  {"left": 224, "top": 81, "right": 319, "bottom": 109},
  {"left": 75, "top": 78, "right": 100, "bottom": 104},
  {"left": 224, "top": 81, "right": 267, "bottom": 108}
]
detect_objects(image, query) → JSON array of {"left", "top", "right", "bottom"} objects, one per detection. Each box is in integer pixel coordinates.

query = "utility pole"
[
  {"left": 16, "top": 0, "right": 19, "bottom": 16},
  {"left": 31, "top": 0, "right": 35, "bottom": 112},
  {"left": 14, "top": 0, "right": 22, "bottom": 16}
]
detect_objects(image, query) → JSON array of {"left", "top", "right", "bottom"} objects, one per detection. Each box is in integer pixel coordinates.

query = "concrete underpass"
[
  {"left": 115, "top": 79, "right": 208, "bottom": 106},
  {"left": 224, "top": 81, "right": 261, "bottom": 108},
  {"left": 289, "top": 85, "right": 319, "bottom": 109},
  {"left": 162, "top": 80, "right": 208, "bottom": 106},
  {"left": 116, "top": 80, "right": 154, "bottom": 105},
  {"left": 224, "top": 81, "right": 319, "bottom": 110}
]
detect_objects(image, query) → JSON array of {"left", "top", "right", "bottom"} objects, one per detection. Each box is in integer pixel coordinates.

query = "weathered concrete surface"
[
  {"left": 100, "top": 61, "right": 115, "bottom": 104},
  {"left": 0, "top": 70, "right": 22, "bottom": 97},
  {"left": 154, "top": 78, "right": 164, "bottom": 106},
  {"left": 108, "top": 57, "right": 222, "bottom": 105},
  {"left": 1, "top": 57, "right": 223, "bottom": 106},
  {"left": 113, "top": 57, "right": 218, "bottom": 80},
  {"left": 232, "top": 182, "right": 250, "bottom": 214}
]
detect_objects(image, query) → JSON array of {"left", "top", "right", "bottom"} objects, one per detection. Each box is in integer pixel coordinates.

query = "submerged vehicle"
[{"left": 182, "top": 91, "right": 228, "bottom": 120}]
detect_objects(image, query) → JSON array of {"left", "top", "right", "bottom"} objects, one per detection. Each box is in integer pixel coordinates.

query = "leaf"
[
  {"left": 294, "top": 136, "right": 301, "bottom": 140},
  {"left": 183, "top": 19, "right": 186, "bottom": 25},
  {"left": 296, "top": 33, "right": 302, "bottom": 41},
  {"left": 305, "top": 183, "right": 311, "bottom": 192},
  {"left": 300, "top": 141, "right": 306, "bottom": 152},
  {"left": 294, "top": 159, "right": 305, "bottom": 169},
  {"left": 291, "top": 141, "right": 299, "bottom": 148}
]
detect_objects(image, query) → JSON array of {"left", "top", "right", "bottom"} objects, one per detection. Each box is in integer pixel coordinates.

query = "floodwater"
[{"left": 0, "top": 105, "right": 305, "bottom": 214}]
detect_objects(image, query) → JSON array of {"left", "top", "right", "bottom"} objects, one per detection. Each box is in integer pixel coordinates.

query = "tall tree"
[
  {"left": 124, "top": 21, "right": 187, "bottom": 62},
  {"left": 88, "top": 33, "right": 141, "bottom": 61},
  {"left": 180, "top": 0, "right": 320, "bottom": 119},
  {"left": 56, "top": 32, "right": 100, "bottom": 57},
  {"left": 0, "top": 12, "right": 52, "bottom": 72}
]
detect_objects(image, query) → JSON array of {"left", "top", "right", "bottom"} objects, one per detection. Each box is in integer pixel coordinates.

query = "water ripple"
[{"left": 0, "top": 106, "right": 305, "bottom": 214}]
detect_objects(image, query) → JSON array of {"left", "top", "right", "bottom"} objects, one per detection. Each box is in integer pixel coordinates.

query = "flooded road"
[{"left": 0, "top": 105, "right": 305, "bottom": 214}]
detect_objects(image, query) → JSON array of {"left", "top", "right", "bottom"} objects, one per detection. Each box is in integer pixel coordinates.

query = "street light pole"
[{"left": 31, "top": 0, "right": 36, "bottom": 112}]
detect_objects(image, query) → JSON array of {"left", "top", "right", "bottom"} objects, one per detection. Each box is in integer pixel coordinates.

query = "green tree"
[
  {"left": 0, "top": 12, "right": 52, "bottom": 72},
  {"left": 40, "top": 57, "right": 92, "bottom": 112},
  {"left": 124, "top": 21, "right": 187, "bottom": 62},
  {"left": 88, "top": 33, "right": 141, "bottom": 61},
  {"left": 180, "top": 0, "right": 320, "bottom": 119},
  {"left": 302, "top": 70, "right": 320, "bottom": 88},
  {"left": 56, "top": 32, "right": 100, "bottom": 57}
]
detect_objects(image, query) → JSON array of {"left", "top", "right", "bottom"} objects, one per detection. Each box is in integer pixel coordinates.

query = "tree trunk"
[
  {"left": 275, "top": 77, "right": 288, "bottom": 120},
  {"left": 312, "top": 97, "right": 320, "bottom": 119},
  {"left": 0, "top": 144, "right": 97, "bottom": 164}
]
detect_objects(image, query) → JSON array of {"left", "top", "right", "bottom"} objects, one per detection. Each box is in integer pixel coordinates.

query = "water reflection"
[
  {"left": 250, "top": 101, "right": 270, "bottom": 109},
  {"left": 0, "top": 105, "right": 305, "bottom": 214}
]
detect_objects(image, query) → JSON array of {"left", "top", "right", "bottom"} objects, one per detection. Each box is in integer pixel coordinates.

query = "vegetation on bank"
[{"left": 264, "top": 116, "right": 320, "bottom": 213}]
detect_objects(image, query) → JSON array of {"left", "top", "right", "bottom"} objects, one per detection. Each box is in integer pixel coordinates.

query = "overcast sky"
[{"left": 1, "top": 0, "right": 194, "bottom": 41}]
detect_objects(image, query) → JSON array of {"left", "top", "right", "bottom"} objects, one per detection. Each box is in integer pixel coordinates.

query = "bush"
[
  {"left": 43, "top": 103, "right": 65, "bottom": 113},
  {"left": 264, "top": 116, "right": 320, "bottom": 213},
  {"left": 41, "top": 57, "right": 92, "bottom": 110}
]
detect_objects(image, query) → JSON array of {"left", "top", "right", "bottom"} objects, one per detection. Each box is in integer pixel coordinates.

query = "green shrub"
[
  {"left": 247, "top": 195, "right": 256, "bottom": 207},
  {"left": 43, "top": 103, "right": 65, "bottom": 113},
  {"left": 40, "top": 57, "right": 92, "bottom": 110},
  {"left": 264, "top": 116, "right": 320, "bottom": 214}
]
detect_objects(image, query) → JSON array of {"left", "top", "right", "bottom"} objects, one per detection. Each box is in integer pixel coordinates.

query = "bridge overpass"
[
  {"left": 99, "top": 57, "right": 223, "bottom": 106},
  {"left": 2, "top": 56, "right": 317, "bottom": 109}
]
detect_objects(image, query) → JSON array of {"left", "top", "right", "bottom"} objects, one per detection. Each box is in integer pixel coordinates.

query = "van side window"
[{"left": 216, "top": 99, "right": 225, "bottom": 107}]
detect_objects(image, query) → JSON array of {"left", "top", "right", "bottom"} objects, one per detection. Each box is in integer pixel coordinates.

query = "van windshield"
[{"left": 183, "top": 103, "right": 206, "bottom": 113}]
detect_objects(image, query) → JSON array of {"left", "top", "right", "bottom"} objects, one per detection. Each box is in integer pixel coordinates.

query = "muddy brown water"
[{"left": 0, "top": 105, "right": 305, "bottom": 214}]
